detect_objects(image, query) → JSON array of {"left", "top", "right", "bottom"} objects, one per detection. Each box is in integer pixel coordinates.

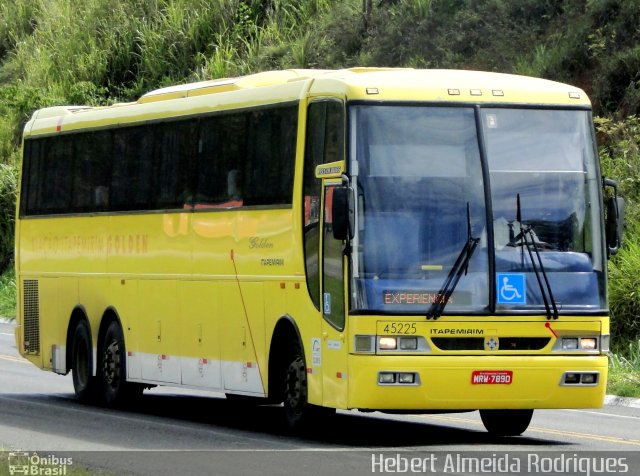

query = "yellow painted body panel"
[
  {"left": 16, "top": 208, "right": 304, "bottom": 392},
  {"left": 23, "top": 69, "right": 589, "bottom": 140},
  {"left": 15, "top": 68, "right": 606, "bottom": 413}
]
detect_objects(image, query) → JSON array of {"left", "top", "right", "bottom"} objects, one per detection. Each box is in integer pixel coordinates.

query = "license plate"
[{"left": 471, "top": 370, "right": 513, "bottom": 385}]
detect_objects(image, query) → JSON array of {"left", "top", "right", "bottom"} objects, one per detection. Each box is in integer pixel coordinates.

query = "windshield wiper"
[
  {"left": 513, "top": 194, "right": 558, "bottom": 320},
  {"left": 427, "top": 203, "right": 480, "bottom": 320}
]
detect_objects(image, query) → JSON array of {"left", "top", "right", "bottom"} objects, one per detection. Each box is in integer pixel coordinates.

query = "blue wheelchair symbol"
[
  {"left": 323, "top": 292, "right": 332, "bottom": 315},
  {"left": 496, "top": 273, "right": 526, "bottom": 304}
]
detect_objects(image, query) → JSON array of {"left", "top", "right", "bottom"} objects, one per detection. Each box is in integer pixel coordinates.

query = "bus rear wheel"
[
  {"left": 99, "top": 320, "right": 142, "bottom": 407},
  {"left": 71, "top": 320, "right": 95, "bottom": 401},
  {"left": 480, "top": 409, "right": 533, "bottom": 436}
]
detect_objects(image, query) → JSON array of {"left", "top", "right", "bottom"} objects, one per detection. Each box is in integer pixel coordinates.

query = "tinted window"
[
  {"left": 72, "top": 131, "right": 111, "bottom": 212},
  {"left": 154, "top": 120, "right": 197, "bottom": 209},
  {"left": 20, "top": 104, "right": 298, "bottom": 216},
  {"left": 244, "top": 106, "right": 297, "bottom": 206},
  {"left": 40, "top": 136, "right": 73, "bottom": 214},
  {"left": 303, "top": 100, "right": 345, "bottom": 311},
  {"left": 196, "top": 113, "right": 247, "bottom": 207},
  {"left": 110, "top": 126, "right": 155, "bottom": 211}
]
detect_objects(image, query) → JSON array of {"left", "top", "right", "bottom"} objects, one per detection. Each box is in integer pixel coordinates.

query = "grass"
[
  {"left": 608, "top": 340, "right": 640, "bottom": 398},
  {"left": 0, "top": 268, "right": 15, "bottom": 320}
]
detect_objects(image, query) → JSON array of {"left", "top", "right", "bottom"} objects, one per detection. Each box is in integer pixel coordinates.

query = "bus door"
[{"left": 321, "top": 183, "right": 349, "bottom": 409}]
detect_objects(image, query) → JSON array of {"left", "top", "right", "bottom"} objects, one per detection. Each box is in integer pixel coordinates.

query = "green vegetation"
[
  {"left": 0, "top": 0, "right": 639, "bottom": 384},
  {"left": 596, "top": 115, "right": 640, "bottom": 349},
  {"left": 0, "top": 267, "right": 15, "bottom": 319},
  {"left": 608, "top": 340, "right": 640, "bottom": 398}
]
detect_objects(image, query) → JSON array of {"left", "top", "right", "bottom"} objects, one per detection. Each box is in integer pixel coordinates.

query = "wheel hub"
[
  {"left": 285, "top": 358, "right": 306, "bottom": 412},
  {"left": 103, "top": 340, "right": 120, "bottom": 386}
]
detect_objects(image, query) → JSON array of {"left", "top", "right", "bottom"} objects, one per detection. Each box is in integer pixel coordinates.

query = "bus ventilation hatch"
[{"left": 23, "top": 280, "right": 40, "bottom": 354}]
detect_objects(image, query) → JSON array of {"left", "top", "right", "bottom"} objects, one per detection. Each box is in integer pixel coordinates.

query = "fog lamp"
[
  {"left": 379, "top": 372, "right": 396, "bottom": 384},
  {"left": 398, "top": 373, "right": 415, "bottom": 384},
  {"left": 564, "top": 373, "right": 580, "bottom": 384}
]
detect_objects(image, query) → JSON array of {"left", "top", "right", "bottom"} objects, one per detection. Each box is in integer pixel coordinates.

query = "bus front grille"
[
  {"left": 431, "top": 337, "right": 551, "bottom": 351},
  {"left": 23, "top": 279, "right": 40, "bottom": 354}
]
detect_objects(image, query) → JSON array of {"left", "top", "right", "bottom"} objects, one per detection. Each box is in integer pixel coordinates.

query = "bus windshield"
[{"left": 349, "top": 105, "right": 605, "bottom": 315}]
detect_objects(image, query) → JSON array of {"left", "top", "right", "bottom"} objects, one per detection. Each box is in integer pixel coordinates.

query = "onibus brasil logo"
[{"left": 8, "top": 452, "right": 73, "bottom": 475}]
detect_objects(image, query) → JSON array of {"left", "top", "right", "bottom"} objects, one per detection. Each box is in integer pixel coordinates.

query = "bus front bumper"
[{"left": 347, "top": 355, "right": 608, "bottom": 411}]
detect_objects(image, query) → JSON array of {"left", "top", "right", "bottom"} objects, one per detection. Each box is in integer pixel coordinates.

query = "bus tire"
[
  {"left": 283, "top": 346, "right": 334, "bottom": 430},
  {"left": 99, "top": 320, "right": 142, "bottom": 407},
  {"left": 284, "top": 352, "right": 308, "bottom": 429},
  {"left": 71, "top": 320, "right": 95, "bottom": 401},
  {"left": 480, "top": 409, "right": 533, "bottom": 436}
]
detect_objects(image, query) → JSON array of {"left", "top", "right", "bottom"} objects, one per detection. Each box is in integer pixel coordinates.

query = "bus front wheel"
[
  {"left": 71, "top": 320, "right": 95, "bottom": 401},
  {"left": 283, "top": 347, "right": 334, "bottom": 430},
  {"left": 480, "top": 409, "right": 533, "bottom": 436},
  {"left": 284, "top": 353, "right": 309, "bottom": 429}
]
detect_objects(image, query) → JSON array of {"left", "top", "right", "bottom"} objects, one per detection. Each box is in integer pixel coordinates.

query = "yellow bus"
[{"left": 15, "top": 68, "right": 624, "bottom": 436}]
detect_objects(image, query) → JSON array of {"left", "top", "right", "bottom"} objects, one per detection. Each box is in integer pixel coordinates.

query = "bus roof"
[{"left": 24, "top": 68, "right": 590, "bottom": 137}]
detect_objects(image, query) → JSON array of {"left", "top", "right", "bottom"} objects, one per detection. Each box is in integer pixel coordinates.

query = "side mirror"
[
  {"left": 603, "top": 178, "right": 625, "bottom": 256},
  {"left": 331, "top": 186, "right": 355, "bottom": 241}
]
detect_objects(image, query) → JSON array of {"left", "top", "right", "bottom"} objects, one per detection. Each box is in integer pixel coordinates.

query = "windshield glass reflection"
[
  {"left": 482, "top": 108, "right": 605, "bottom": 312},
  {"left": 351, "top": 106, "right": 489, "bottom": 313}
]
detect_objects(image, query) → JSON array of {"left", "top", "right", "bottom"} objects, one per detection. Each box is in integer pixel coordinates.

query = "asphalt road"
[{"left": 1, "top": 320, "right": 639, "bottom": 476}]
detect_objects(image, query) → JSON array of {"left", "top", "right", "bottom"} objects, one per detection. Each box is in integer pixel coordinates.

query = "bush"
[
  {"left": 597, "top": 115, "right": 640, "bottom": 343},
  {"left": 0, "top": 163, "right": 17, "bottom": 275},
  {"left": 0, "top": 266, "right": 16, "bottom": 319}
]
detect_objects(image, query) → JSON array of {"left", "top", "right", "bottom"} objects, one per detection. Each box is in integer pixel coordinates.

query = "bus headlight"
[
  {"left": 554, "top": 336, "right": 600, "bottom": 353},
  {"left": 375, "top": 336, "right": 431, "bottom": 353},
  {"left": 379, "top": 337, "right": 397, "bottom": 350},
  {"left": 353, "top": 335, "right": 430, "bottom": 353},
  {"left": 354, "top": 335, "right": 375, "bottom": 353},
  {"left": 399, "top": 337, "right": 418, "bottom": 351}
]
